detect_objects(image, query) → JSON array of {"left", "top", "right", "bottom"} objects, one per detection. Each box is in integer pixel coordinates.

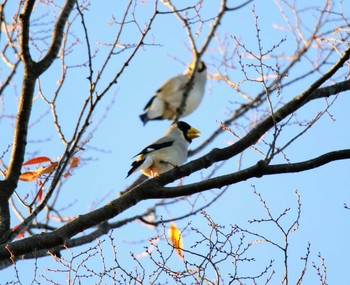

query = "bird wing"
[
  {"left": 143, "top": 75, "right": 187, "bottom": 110},
  {"left": 126, "top": 140, "right": 175, "bottom": 178},
  {"left": 133, "top": 140, "right": 174, "bottom": 158},
  {"left": 143, "top": 95, "right": 157, "bottom": 111},
  {"left": 156, "top": 74, "right": 188, "bottom": 99}
]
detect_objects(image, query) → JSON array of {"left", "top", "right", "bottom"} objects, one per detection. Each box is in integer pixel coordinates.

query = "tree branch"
[
  {"left": 36, "top": 0, "right": 75, "bottom": 75},
  {"left": 0, "top": 0, "right": 76, "bottom": 240},
  {"left": 309, "top": 79, "right": 350, "bottom": 101},
  {"left": 0, "top": 216, "right": 141, "bottom": 269},
  {"left": 18, "top": 0, "right": 34, "bottom": 68},
  {"left": 0, "top": 1, "right": 37, "bottom": 239},
  {"left": 0, "top": 186, "right": 150, "bottom": 260},
  {"left": 157, "top": 149, "right": 350, "bottom": 197}
]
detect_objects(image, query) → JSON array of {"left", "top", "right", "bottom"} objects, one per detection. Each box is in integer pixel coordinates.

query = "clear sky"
[{"left": 2, "top": 0, "right": 350, "bottom": 284}]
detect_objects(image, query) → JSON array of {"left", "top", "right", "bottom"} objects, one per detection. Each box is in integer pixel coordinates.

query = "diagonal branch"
[{"left": 189, "top": 78, "right": 350, "bottom": 157}]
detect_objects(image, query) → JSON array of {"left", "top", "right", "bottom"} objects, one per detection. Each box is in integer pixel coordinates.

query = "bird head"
[
  {"left": 176, "top": 121, "right": 200, "bottom": 142},
  {"left": 186, "top": 60, "right": 207, "bottom": 74}
]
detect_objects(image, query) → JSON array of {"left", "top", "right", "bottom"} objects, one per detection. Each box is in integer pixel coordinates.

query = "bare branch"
[{"left": 160, "top": 149, "right": 350, "bottom": 197}]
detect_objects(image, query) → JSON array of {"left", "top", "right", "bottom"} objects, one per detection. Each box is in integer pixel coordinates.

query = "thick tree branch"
[
  {"left": 0, "top": 186, "right": 151, "bottom": 260},
  {"left": 36, "top": 0, "right": 75, "bottom": 76},
  {"left": 0, "top": 0, "right": 37, "bottom": 237},
  {"left": 1, "top": 149, "right": 350, "bottom": 261},
  {"left": 0, "top": 216, "right": 141, "bottom": 269},
  {"left": 157, "top": 149, "right": 350, "bottom": 197},
  {"left": 309, "top": 79, "right": 350, "bottom": 100},
  {"left": 189, "top": 78, "right": 350, "bottom": 157},
  {"left": 0, "top": 74, "right": 36, "bottom": 239},
  {"left": 18, "top": 0, "right": 35, "bottom": 68},
  {"left": 0, "top": 0, "right": 75, "bottom": 240}
]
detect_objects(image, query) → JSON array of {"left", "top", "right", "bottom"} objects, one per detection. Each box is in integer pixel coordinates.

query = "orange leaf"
[
  {"left": 19, "top": 170, "right": 41, "bottom": 181},
  {"left": 20, "top": 162, "right": 58, "bottom": 182},
  {"left": 168, "top": 222, "right": 184, "bottom": 259},
  {"left": 23, "top": 156, "right": 52, "bottom": 166},
  {"left": 70, "top": 157, "right": 80, "bottom": 168}
]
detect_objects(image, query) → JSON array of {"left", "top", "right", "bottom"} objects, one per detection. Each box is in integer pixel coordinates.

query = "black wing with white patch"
[
  {"left": 126, "top": 140, "right": 175, "bottom": 178},
  {"left": 133, "top": 141, "right": 174, "bottom": 158}
]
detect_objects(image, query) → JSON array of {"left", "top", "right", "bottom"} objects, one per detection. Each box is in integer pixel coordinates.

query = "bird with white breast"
[
  {"left": 126, "top": 121, "right": 200, "bottom": 178},
  {"left": 139, "top": 61, "right": 207, "bottom": 125}
]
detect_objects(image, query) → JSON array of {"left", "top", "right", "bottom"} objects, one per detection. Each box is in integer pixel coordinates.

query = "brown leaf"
[{"left": 69, "top": 157, "right": 80, "bottom": 168}]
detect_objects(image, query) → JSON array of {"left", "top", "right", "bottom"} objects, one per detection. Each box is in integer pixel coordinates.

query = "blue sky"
[{"left": 2, "top": 0, "right": 350, "bottom": 283}]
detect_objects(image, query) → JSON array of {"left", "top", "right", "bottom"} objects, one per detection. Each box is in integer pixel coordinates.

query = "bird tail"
[
  {"left": 126, "top": 159, "right": 145, "bottom": 178},
  {"left": 139, "top": 113, "right": 149, "bottom": 125}
]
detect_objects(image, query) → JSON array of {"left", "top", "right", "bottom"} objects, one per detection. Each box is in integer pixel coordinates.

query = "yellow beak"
[{"left": 187, "top": 127, "right": 201, "bottom": 139}]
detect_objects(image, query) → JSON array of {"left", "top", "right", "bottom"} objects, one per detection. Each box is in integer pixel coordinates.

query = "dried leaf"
[
  {"left": 64, "top": 171, "right": 71, "bottom": 179},
  {"left": 63, "top": 157, "right": 80, "bottom": 178},
  {"left": 70, "top": 157, "right": 80, "bottom": 168},
  {"left": 20, "top": 162, "right": 58, "bottom": 182},
  {"left": 168, "top": 222, "right": 184, "bottom": 259},
  {"left": 40, "top": 162, "right": 58, "bottom": 175},
  {"left": 19, "top": 170, "right": 41, "bottom": 181},
  {"left": 23, "top": 156, "right": 52, "bottom": 166}
]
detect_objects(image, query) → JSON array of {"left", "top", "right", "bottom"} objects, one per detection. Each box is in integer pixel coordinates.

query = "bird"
[
  {"left": 139, "top": 60, "right": 207, "bottom": 125},
  {"left": 126, "top": 121, "right": 200, "bottom": 178}
]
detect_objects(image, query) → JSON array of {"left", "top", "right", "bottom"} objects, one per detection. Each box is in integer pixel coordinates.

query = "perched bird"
[
  {"left": 139, "top": 61, "right": 207, "bottom": 125},
  {"left": 126, "top": 121, "right": 200, "bottom": 178}
]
